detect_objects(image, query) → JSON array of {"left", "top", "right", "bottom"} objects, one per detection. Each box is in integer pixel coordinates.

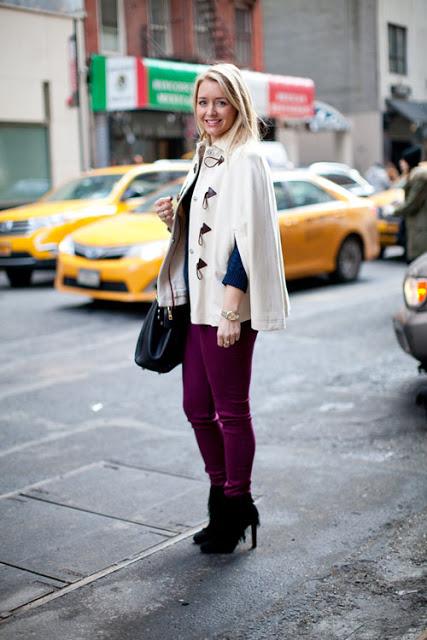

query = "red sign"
[{"left": 268, "top": 75, "right": 315, "bottom": 120}]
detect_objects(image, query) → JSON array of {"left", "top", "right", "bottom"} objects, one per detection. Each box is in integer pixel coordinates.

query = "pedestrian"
[
  {"left": 365, "top": 162, "right": 390, "bottom": 192},
  {"left": 385, "top": 161, "right": 401, "bottom": 185},
  {"left": 132, "top": 153, "right": 144, "bottom": 164},
  {"left": 154, "top": 63, "right": 289, "bottom": 554},
  {"left": 393, "top": 145, "right": 427, "bottom": 262}
]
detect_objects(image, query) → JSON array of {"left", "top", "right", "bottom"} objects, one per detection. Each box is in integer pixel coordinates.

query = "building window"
[
  {"left": 388, "top": 23, "right": 407, "bottom": 75},
  {"left": 0, "top": 124, "right": 51, "bottom": 208},
  {"left": 235, "top": 5, "right": 252, "bottom": 67},
  {"left": 148, "top": 0, "right": 172, "bottom": 57},
  {"left": 193, "top": 0, "right": 215, "bottom": 62},
  {"left": 99, "top": 0, "right": 124, "bottom": 53}
]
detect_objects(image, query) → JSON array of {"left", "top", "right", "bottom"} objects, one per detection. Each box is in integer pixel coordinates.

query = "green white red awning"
[{"left": 90, "top": 55, "right": 315, "bottom": 121}]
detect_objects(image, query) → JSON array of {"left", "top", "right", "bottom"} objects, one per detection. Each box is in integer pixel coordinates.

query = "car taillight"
[{"left": 403, "top": 277, "right": 427, "bottom": 309}]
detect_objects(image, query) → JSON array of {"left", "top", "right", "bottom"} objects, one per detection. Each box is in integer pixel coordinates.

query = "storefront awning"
[
  {"left": 309, "top": 100, "right": 351, "bottom": 132},
  {"left": 387, "top": 99, "right": 427, "bottom": 125},
  {"left": 90, "top": 56, "right": 315, "bottom": 121}
]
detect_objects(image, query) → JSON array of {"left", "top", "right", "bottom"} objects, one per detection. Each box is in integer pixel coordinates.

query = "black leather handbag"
[{"left": 134, "top": 300, "right": 190, "bottom": 373}]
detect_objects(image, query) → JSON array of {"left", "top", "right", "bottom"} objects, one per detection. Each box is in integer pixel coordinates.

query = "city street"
[{"left": 0, "top": 256, "right": 426, "bottom": 639}]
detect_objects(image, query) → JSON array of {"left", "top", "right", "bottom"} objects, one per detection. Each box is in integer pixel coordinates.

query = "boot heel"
[{"left": 251, "top": 522, "right": 257, "bottom": 549}]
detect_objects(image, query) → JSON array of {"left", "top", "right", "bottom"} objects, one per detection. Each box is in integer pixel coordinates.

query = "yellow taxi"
[
  {"left": 369, "top": 187, "right": 404, "bottom": 254},
  {"left": 0, "top": 161, "right": 190, "bottom": 287},
  {"left": 55, "top": 171, "right": 379, "bottom": 303}
]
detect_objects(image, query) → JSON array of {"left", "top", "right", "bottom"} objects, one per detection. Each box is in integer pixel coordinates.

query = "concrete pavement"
[{"left": 0, "top": 257, "right": 426, "bottom": 639}]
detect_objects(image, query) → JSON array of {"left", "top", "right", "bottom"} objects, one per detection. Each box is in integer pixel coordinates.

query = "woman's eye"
[
  {"left": 217, "top": 100, "right": 227, "bottom": 107},
  {"left": 198, "top": 100, "right": 207, "bottom": 106}
]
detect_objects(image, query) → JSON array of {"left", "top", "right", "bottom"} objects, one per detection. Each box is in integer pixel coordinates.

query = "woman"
[{"left": 154, "top": 63, "right": 289, "bottom": 554}]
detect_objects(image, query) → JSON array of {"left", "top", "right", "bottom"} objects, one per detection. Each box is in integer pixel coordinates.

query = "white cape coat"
[{"left": 156, "top": 134, "right": 290, "bottom": 331}]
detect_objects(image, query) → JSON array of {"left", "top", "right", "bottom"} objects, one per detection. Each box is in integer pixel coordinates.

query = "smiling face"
[{"left": 196, "top": 79, "right": 238, "bottom": 143}]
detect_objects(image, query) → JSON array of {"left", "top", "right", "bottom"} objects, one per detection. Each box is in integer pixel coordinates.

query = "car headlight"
[
  {"left": 58, "top": 237, "right": 75, "bottom": 255},
  {"left": 126, "top": 240, "right": 169, "bottom": 261},
  {"left": 28, "top": 214, "right": 67, "bottom": 229},
  {"left": 377, "top": 204, "right": 397, "bottom": 218},
  {"left": 381, "top": 204, "right": 397, "bottom": 217},
  {"left": 403, "top": 277, "right": 427, "bottom": 310}
]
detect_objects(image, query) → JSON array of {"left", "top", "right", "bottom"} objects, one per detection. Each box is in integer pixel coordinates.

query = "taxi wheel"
[
  {"left": 332, "top": 236, "right": 362, "bottom": 283},
  {"left": 5, "top": 268, "right": 33, "bottom": 288}
]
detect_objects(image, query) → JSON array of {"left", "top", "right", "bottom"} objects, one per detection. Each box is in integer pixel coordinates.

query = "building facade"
[
  {"left": 378, "top": 0, "right": 427, "bottom": 167},
  {"left": 84, "top": 0, "right": 268, "bottom": 165},
  {"left": 0, "top": 0, "right": 89, "bottom": 208},
  {"left": 263, "top": 0, "right": 427, "bottom": 172}
]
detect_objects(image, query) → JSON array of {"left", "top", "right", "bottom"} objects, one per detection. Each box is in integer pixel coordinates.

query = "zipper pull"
[{"left": 167, "top": 306, "right": 173, "bottom": 321}]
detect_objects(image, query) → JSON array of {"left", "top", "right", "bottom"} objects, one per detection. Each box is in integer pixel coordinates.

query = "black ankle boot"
[
  {"left": 193, "top": 485, "right": 225, "bottom": 545},
  {"left": 200, "top": 493, "right": 259, "bottom": 554}
]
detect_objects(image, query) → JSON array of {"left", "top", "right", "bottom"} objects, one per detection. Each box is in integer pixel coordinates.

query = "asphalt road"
[{"left": 0, "top": 256, "right": 426, "bottom": 640}]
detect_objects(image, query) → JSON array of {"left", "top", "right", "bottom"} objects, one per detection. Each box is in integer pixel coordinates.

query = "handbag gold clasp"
[{"left": 167, "top": 306, "right": 173, "bottom": 321}]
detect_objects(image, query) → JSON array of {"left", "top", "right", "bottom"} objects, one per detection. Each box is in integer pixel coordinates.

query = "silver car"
[
  {"left": 308, "top": 162, "right": 375, "bottom": 198},
  {"left": 393, "top": 252, "right": 427, "bottom": 371}
]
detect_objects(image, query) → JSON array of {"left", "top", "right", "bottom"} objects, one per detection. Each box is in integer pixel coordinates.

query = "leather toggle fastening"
[
  {"left": 198, "top": 223, "right": 212, "bottom": 245},
  {"left": 204, "top": 155, "right": 224, "bottom": 168},
  {"left": 196, "top": 258, "right": 207, "bottom": 280},
  {"left": 202, "top": 187, "right": 217, "bottom": 209}
]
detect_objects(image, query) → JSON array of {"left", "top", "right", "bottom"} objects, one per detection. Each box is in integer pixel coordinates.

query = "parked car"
[
  {"left": 0, "top": 161, "right": 190, "bottom": 287},
  {"left": 393, "top": 252, "right": 427, "bottom": 371},
  {"left": 55, "top": 171, "right": 379, "bottom": 303},
  {"left": 308, "top": 162, "right": 375, "bottom": 197},
  {"left": 256, "top": 141, "right": 292, "bottom": 169}
]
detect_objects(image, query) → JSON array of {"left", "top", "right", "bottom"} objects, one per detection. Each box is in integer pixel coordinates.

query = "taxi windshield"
[
  {"left": 43, "top": 174, "right": 124, "bottom": 201},
  {"left": 132, "top": 182, "right": 184, "bottom": 214}
]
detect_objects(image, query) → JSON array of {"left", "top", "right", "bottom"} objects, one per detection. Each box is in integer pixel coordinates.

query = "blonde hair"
[{"left": 192, "top": 63, "right": 260, "bottom": 151}]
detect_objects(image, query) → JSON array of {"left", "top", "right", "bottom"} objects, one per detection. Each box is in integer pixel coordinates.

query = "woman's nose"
[{"left": 206, "top": 102, "right": 217, "bottom": 115}]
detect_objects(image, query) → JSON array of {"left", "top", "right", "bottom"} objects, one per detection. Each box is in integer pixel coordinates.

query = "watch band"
[{"left": 221, "top": 309, "right": 240, "bottom": 321}]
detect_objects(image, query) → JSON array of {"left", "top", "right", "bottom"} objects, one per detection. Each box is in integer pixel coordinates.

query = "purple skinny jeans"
[{"left": 182, "top": 322, "right": 257, "bottom": 497}]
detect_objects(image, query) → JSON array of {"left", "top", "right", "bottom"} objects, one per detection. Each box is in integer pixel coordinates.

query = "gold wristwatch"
[{"left": 221, "top": 309, "right": 240, "bottom": 321}]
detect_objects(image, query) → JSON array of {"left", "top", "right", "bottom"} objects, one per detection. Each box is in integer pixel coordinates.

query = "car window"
[
  {"left": 44, "top": 174, "right": 124, "bottom": 201},
  {"left": 123, "top": 170, "right": 188, "bottom": 200},
  {"left": 273, "top": 181, "right": 292, "bottom": 210},
  {"left": 321, "top": 173, "right": 358, "bottom": 187},
  {"left": 285, "top": 180, "right": 335, "bottom": 208},
  {"left": 132, "top": 182, "right": 184, "bottom": 213}
]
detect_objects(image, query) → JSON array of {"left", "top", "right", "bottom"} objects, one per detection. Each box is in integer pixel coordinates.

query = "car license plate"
[
  {"left": 77, "top": 269, "right": 100, "bottom": 288},
  {"left": 0, "top": 242, "right": 11, "bottom": 256}
]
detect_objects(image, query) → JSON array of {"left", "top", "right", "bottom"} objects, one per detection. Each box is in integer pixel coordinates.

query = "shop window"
[
  {"left": 99, "top": 0, "right": 124, "bottom": 54},
  {"left": 285, "top": 181, "right": 335, "bottom": 209},
  {"left": 0, "top": 124, "right": 51, "bottom": 208},
  {"left": 235, "top": 5, "right": 252, "bottom": 67},
  {"left": 388, "top": 23, "right": 407, "bottom": 75},
  {"left": 148, "top": 0, "right": 172, "bottom": 57},
  {"left": 193, "top": 0, "right": 215, "bottom": 61}
]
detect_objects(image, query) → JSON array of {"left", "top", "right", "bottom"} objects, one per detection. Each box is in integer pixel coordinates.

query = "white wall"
[
  {"left": 377, "top": 0, "right": 427, "bottom": 105},
  {"left": 281, "top": 128, "right": 353, "bottom": 168},
  {"left": 349, "top": 111, "right": 383, "bottom": 172},
  {"left": 0, "top": 6, "right": 82, "bottom": 186}
]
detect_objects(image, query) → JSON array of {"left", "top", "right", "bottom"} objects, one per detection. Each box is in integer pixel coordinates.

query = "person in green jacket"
[{"left": 394, "top": 145, "right": 427, "bottom": 262}]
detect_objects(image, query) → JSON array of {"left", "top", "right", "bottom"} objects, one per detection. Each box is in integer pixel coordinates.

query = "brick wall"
[{"left": 84, "top": 0, "right": 263, "bottom": 70}]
